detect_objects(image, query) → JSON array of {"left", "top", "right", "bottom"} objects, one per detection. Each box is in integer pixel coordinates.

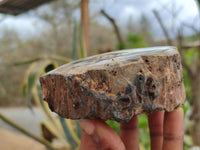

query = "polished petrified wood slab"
[{"left": 40, "top": 46, "right": 185, "bottom": 123}]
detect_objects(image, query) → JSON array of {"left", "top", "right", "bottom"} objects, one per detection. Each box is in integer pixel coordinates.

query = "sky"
[
  {"left": 0, "top": 0, "right": 199, "bottom": 39},
  {"left": 91, "top": 0, "right": 199, "bottom": 38}
]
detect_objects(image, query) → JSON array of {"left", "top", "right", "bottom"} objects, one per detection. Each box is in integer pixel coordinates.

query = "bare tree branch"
[
  {"left": 101, "top": 9, "right": 124, "bottom": 49},
  {"left": 177, "top": 27, "right": 183, "bottom": 52},
  {"left": 181, "top": 44, "right": 200, "bottom": 50},
  {"left": 177, "top": 27, "right": 195, "bottom": 77},
  {"left": 153, "top": 10, "right": 173, "bottom": 45},
  {"left": 183, "top": 22, "right": 200, "bottom": 34},
  {"left": 182, "top": 57, "right": 195, "bottom": 78},
  {"left": 197, "top": 0, "right": 200, "bottom": 10}
]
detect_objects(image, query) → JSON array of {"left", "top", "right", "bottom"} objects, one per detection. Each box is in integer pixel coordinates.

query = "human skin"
[{"left": 79, "top": 108, "right": 184, "bottom": 150}]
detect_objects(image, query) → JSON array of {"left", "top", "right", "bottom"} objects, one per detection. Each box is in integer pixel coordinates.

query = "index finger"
[{"left": 79, "top": 119, "right": 125, "bottom": 150}]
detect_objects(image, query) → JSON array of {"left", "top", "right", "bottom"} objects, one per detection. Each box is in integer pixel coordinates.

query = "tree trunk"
[{"left": 81, "top": 0, "right": 90, "bottom": 57}]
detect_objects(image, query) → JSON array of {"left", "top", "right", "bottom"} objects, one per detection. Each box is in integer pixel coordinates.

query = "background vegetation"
[{"left": 0, "top": 0, "right": 200, "bottom": 149}]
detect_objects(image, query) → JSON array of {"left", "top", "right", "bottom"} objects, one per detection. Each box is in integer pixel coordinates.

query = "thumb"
[{"left": 79, "top": 119, "right": 125, "bottom": 150}]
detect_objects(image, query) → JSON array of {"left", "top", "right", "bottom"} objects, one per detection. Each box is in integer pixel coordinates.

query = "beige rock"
[{"left": 40, "top": 46, "right": 185, "bottom": 123}]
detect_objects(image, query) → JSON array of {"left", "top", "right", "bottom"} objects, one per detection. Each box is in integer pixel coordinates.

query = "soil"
[
  {"left": 0, "top": 128, "right": 45, "bottom": 150},
  {"left": 0, "top": 107, "right": 46, "bottom": 150}
]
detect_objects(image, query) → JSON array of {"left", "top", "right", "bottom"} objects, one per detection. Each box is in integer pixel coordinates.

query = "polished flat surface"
[{"left": 49, "top": 46, "right": 177, "bottom": 75}]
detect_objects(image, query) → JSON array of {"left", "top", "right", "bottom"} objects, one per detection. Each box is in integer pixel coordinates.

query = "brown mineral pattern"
[{"left": 40, "top": 46, "right": 185, "bottom": 123}]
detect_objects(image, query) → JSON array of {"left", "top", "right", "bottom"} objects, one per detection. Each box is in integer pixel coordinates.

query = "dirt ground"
[
  {"left": 0, "top": 107, "right": 45, "bottom": 136},
  {"left": 0, "top": 107, "right": 46, "bottom": 150},
  {"left": 0, "top": 128, "right": 45, "bottom": 150}
]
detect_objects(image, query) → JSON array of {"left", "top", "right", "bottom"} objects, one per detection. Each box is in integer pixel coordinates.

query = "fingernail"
[{"left": 79, "top": 120, "right": 95, "bottom": 135}]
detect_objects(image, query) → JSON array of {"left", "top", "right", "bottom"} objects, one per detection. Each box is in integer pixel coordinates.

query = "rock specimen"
[{"left": 40, "top": 46, "right": 185, "bottom": 123}]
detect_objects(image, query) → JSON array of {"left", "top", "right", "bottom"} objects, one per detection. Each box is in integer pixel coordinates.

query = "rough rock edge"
[{"left": 40, "top": 47, "right": 185, "bottom": 123}]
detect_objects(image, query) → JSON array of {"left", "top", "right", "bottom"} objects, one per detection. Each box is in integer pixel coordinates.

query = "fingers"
[
  {"left": 163, "top": 108, "right": 184, "bottom": 150},
  {"left": 120, "top": 115, "right": 139, "bottom": 150},
  {"left": 80, "top": 130, "right": 97, "bottom": 150},
  {"left": 79, "top": 108, "right": 184, "bottom": 150},
  {"left": 148, "top": 110, "right": 164, "bottom": 150},
  {"left": 79, "top": 119, "right": 125, "bottom": 150}
]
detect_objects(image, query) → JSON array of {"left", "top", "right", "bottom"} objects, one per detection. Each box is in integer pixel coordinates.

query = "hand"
[{"left": 78, "top": 108, "right": 184, "bottom": 150}]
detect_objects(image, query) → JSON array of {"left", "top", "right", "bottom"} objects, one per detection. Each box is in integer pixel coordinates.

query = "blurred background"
[{"left": 0, "top": 0, "right": 199, "bottom": 150}]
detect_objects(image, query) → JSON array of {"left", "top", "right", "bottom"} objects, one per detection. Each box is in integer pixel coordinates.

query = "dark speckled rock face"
[{"left": 40, "top": 46, "right": 185, "bottom": 123}]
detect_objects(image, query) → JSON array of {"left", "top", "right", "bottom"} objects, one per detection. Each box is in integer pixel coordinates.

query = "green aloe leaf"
[
  {"left": 59, "top": 117, "right": 79, "bottom": 149},
  {"left": 78, "top": 24, "right": 86, "bottom": 59},
  {"left": 22, "top": 60, "right": 58, "bottom": 97}
]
